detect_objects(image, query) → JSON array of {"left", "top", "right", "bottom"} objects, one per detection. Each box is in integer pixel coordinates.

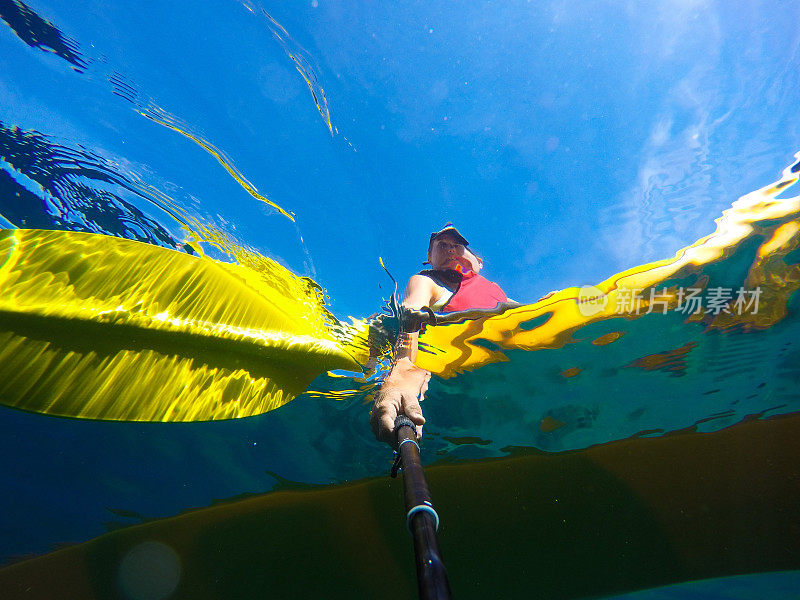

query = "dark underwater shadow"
[{"left": 1, "top": 411, "right": 798, "bottom": 600}]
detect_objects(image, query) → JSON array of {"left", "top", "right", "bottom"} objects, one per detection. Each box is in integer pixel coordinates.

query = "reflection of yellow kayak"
[
  {"left": 2, "top": 413, "right": 798, "bottom": 599},
  {"left": 0, "top": 159, "right": 797, "bottom": 420},
  {"left": 0, "top": 229, "right": 359, "bottom": 421},
  {"left": 417, "top": 158, "right": 800, "bottom": 377}
]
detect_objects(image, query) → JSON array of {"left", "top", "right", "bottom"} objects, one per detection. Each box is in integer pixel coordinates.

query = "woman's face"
[{"left": 428, "top": 234, "right": 482, "bottom": 273}]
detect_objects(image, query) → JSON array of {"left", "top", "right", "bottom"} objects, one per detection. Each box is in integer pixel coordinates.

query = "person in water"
[{"left": 370, "top": 224, "right": 508, "bottom": 445}]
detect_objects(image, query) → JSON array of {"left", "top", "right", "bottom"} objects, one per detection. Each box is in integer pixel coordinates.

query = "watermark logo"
[{"left": 576, "top": 285, "right": 609, "bottom": 316}]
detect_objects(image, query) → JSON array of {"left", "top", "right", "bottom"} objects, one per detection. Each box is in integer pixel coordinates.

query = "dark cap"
[{"left": 429, "top": 223, "right": 469, "bottom": 249}]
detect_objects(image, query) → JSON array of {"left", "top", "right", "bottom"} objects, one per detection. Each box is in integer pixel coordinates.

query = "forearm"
[
  {"left": 370, "top": 274, "right": 435, "bottom": 444},
  {"left": 371, "top": 334, "right": 429, "bottom": 444},
  {"left": 384, "top": 327, "right": 426, "bottom": 387},
  {"left": 393, "top": 331, "right": 419, "bottom": 363},
  {"left": 383, "top": 356, "right": 427, "bottom": 389}
]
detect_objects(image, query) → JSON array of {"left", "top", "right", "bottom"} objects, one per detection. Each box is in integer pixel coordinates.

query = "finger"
[
  {"left": 369, "top": 396, "right": 384, "bottom": 434},
  {"left": 371, "top": 394, "right": 399, "bottom": 444},
  {"left": 380, "top": 413, "right": 399, "bottom": 445},
  {"left": 401, "top": 395, "right": 426, "bottom": 426},
  {"left": 419, "top": 373, "right": 430, "bottom": 397},
  {"left": 369, "top": 407, "right": 382, "bottom": 439}
]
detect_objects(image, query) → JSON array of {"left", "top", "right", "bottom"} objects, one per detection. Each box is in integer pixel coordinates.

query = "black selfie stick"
[{"left": 393, "top": 414, "right": 451, "bottom": 600}]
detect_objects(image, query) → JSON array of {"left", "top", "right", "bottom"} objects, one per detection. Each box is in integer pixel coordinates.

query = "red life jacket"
[{"left": 420, "top": 269, "right": 508, "bottom": 312}]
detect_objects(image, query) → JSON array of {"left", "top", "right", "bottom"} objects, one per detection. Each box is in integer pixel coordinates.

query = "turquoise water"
[
  {"left": 1, "top": 1, "right": 800, "bottom": 598},
  {"left": 602, "top": 571, "right": 800, "bottom": 599}
]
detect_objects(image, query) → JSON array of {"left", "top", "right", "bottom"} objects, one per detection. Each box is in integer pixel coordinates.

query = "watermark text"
[{"left": 576, "top": 285, "right": 762, "bottom": 317}]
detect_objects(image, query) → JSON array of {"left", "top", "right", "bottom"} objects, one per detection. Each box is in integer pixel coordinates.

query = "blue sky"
[{"left": 1, "top": 0, "right": 799, "bottom": 318}]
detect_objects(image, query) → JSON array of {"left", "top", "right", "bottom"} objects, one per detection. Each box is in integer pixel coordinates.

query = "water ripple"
[
  {"left": 2, "top": 0, "right": 294, "bottom": 221},
  {"left": 0, "top": 0, "right": 89, "bottom": 72}
]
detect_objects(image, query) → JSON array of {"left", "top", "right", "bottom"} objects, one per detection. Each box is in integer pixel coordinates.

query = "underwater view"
[{"left": 1, "top": 1, "right": 799, "bottom": 598}]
